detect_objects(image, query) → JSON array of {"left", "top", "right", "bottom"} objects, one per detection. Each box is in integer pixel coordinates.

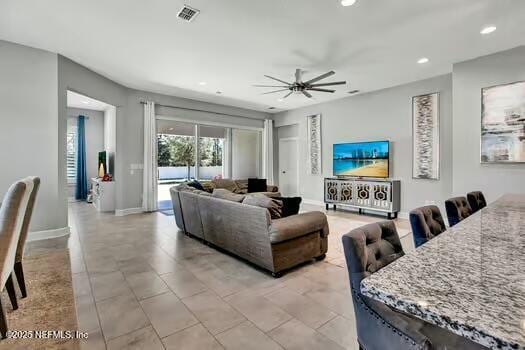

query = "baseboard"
[
  {"left": 115, "top": 207, "right": 144, "bottom": 216},
  {"left": 28, "top": 226, "right": 70, "bottom": 242}
]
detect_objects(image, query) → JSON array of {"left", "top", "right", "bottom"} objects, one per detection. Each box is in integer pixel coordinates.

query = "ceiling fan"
[{"left": 254, "top": 69, "right": 346, "bottom": 99}]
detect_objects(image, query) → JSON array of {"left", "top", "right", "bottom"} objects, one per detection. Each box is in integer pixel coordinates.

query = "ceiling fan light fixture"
[{"left": 341, "top": 0, "right": 357, "bottom": 6}]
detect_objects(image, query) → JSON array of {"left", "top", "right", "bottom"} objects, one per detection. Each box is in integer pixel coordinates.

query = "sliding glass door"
[
  {"left": 198, "top": 125, "right": 226, "bottom": 181},
  {"left": 155, "top": 117, "right": 262, "bottom": 208}
]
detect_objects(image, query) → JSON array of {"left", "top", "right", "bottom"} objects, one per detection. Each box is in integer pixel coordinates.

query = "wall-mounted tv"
[{"left": 333, "top": 141, "right": 390, "bottom": 178}]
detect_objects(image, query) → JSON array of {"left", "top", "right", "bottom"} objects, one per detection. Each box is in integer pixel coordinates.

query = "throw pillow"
[
  {"left": 212, "top": 188, "right": 246, "bottom": 202},
  {"left": 212, "top": 179, "right": 240, "bottom": 193},
  {"left": 248, "top": 178, "right": 267, "bottom": 193},
  {"left": 187, "top": 180, "right": 205, "bottom": 191},
  {"left": 243, "top": 193, "right": 283, "bottom": 219},
  {"left": 274, "top": 197, "right": 302, "bottom": 217}
]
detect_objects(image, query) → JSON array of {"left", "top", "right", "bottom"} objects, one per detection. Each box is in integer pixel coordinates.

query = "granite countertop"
[{"left": 361, "top": 194, "right": 525, "bottom": 350}]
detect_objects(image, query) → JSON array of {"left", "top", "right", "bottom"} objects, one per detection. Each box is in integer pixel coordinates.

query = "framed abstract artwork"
[
  {"left": 481, "top": 81, "right": 525, "bottom": 163},
  {"left": 412, "top": 92, "right": 440, "bottom": 180},
  {"left": 307, "top": 114, "right": 322, "bottom": 175}
]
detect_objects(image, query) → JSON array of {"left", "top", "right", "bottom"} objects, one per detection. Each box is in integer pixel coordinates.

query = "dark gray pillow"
[
  {"left": 243, "top": 193, "right": 283, "bottom": 219},
  {"left": 212, "top": 188, "right": 246, "bottom": 202}
]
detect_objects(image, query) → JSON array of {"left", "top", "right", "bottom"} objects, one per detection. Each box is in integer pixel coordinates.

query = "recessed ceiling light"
[
  {"left": 417, "top": 57, "right": 429, "bottom": 64},
  {"left": 341, "top": 0, "right": 357, "bottom": 6},
  {"left": 198, "top": 82, "right": 207, "bottom": 86},
  {"left": 277, "top": 98, "right": 284, "bottom": 102},
  {"left": 480, "top": 25, "right": 496, "bottom": 35},
  {"left": 82, "top": 101, "right": 89, "bottom": 104}
]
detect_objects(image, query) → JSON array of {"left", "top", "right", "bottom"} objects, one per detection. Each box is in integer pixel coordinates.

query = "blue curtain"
[{"left": 75, "top": 115, "right": 88, "bottom": 200}]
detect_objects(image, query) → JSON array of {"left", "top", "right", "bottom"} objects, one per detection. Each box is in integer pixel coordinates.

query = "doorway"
[{"left": 279, "top": 137, "right": 299, "bottom": 196}]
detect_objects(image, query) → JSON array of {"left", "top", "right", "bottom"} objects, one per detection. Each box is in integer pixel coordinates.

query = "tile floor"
[{"left": 68, "top": 202, "right": 414, "bottom": 350}]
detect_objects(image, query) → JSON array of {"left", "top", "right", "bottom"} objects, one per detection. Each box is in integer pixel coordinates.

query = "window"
[
  {"left": 66, "top": 122, "right": 77, "bottom": 184},
  {"left": 199, "top": 125, "right": 226, "bottom": 180},
  {"left": 156, "top": 120, "right": 196, "bottom": 182}
]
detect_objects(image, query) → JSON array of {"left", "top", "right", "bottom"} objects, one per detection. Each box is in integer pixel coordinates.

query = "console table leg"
[
  {"left": 325, "top": 203, "right": 329, "bottom": 210},
  {"left": 333, "top": 205, "right": 337, "bottom": 211},
  {"left": 387, "top": 212, "right": 392, "bottom": 219}
]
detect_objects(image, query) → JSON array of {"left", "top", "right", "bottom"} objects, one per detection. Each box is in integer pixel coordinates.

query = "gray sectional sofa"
[{"left": 170, "top": 184, "right": 329, "bottom": 276}]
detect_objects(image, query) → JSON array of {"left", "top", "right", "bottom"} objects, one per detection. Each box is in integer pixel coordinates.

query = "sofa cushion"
[
  {"left": 248, "top": 178, "right": 267, "bottom": 193},
  {"left": 187, "top": 180, "right": 205, "bottom": 191},
  {"left": 274, "top": 197, "right": 302, "bottom": 218},
  {"left": 211, "top": 179, "right": 240, "bottom": 193},
  {"left": 212, "top": 188, "right": 246, "bottom": 202},
  {"left": 269, "top": 211, "right": 328, "bottom": 243},
  {"left": 243, "top": 193, "right": 283, "bottom": 219}
]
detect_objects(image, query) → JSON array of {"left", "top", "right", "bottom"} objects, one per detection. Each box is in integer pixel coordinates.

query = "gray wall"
[
  {"left": 0, "top": 40, "right": 59, "bottom": 232},
  {"left": 274, "top": 74, "right": 453, "bottom": 215},
  {"left": 452, "top": 46, "right": 525, "bottom": 202},
  {"left": 67, "top": 107, "right": 105, "bottom": 182}
]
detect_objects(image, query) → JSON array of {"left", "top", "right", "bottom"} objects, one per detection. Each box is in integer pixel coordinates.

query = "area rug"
[
  {"left": 0, "top": 250, "right": 79, "bottom": 350},
  {"left": 158, "top": 199, "right": 174, "bottom": 216}
]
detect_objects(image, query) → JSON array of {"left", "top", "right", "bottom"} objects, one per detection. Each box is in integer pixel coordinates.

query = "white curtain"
[
  {"left": 262, "top": 119, "right": 274, "bottom": 184},
  {"left": 142, "top": 101, "right": 158, "bottom": 212}
]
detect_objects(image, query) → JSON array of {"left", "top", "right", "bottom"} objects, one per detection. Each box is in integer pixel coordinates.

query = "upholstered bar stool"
[
  {"left": 409, "top": 205, "right": 447, "bottom": 248},
  {"left": 445, "top": 197, "right": 472, "bottom": 227},
  {"left": 14, "top": 176, "right": 40, "bottom": 298},
  {"left": 0, "top": 178, "right": 33, "bottom": 338},
  {"left": 342, "top": 221, "right": 486, "bottom": 350},
  {"left": 467, "top": 191, "right": 487, "bottom": 213}
]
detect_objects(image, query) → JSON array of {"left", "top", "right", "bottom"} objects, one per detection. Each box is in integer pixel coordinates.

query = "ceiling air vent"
[{"left": 177, "top": 5, "right": 200, "bottom": 22}]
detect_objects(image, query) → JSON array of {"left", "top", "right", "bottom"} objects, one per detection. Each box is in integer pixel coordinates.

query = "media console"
[{"left": 324, "top": 177, "right": 400, "bottom": 219}]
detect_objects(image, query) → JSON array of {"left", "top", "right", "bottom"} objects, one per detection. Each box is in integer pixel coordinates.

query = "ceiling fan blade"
[
  {"left": 282, "top": 91, "right": 294, "bottom": 99},
  {"left": 262, "top": 89, "right": 289, "bottom": 95},
  {"left": 307, "top": 88, "right": 335, "bottom": 93},
  {"left": 309, "top": 81, "right": 347, "bottom": 87},
  {"left": 253, "top": 84, "right": 289, "bottom": 88},
  {"left": 302, "top": 90, "right": 313, "bottom": 98},
  {"left": 264, "top": 75, "right": 291, "bottom": 85},
  {"left": 304, "top": 71, "right": 335, "bottom": 85},
  {"left": 295, "top": 68, "right": 302, "bottom": 83}
]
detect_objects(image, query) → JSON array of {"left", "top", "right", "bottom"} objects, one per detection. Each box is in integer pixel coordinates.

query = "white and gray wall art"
[{"left": 412, "top": 92, "right": 440, "bottom": 179}]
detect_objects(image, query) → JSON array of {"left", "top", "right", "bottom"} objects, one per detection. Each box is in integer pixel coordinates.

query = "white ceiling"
[
  {"left": 2, "top": 0, "right": 525, "bottom": 113},
  {"left": 67, "top": 90, "right": 112, "bottom": 111}
]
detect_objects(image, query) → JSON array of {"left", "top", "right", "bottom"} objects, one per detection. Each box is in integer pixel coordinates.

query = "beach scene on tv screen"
[{"left": 333, "top": 141, "right": 389, "bottom": 177}]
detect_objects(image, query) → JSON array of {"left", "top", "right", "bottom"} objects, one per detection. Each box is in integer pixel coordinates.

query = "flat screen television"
[{"left": 333, "top": 141, "right": 390, "bottom": 178}]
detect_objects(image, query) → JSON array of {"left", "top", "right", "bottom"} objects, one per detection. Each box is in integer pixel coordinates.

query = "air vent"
[{"left": 177, "top": 5, "right": 200, "bottom": 22}]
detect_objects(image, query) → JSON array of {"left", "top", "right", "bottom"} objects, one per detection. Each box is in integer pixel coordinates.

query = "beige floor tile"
[
  {"left": 126, "top": 271, "right": 170, "bottom": 300},
  {"left": 72, "top": 272, "right": 92, "bottom": 298},
  {"left": 90, "top": 271, "right": 133, "bottom": 302},
  {"left": 160, "top": 268, "right": 208, "bottom": 298},
  {"left": 85, "top": 256, "right": 119, "bottom": 275},
  {"left": 318, "top": 316, "right": 359, "bottom": 349},
  {"left": 182, "top": 291, "right": 245, "bottom": 335},
  {"left": 304, "top": 287, "right": 354, "bottom": 319},
  {"left": 140, "top": 292, "right": 198, "bottom": 338},
  {"left": 268, "top": 318, "right": 344, "bottom": 350},
  {"left": 75, "top": 294, "right": 100, "bottom": 332},
  {"left": 216, "top": 321, "right": 283, "bottom": 350},
  {"left": 224, "top": 294, "right": 292, "bottom": 332},
  {"left": 96, "top": 292, "right": 150, "bottom": 340},
  {"left": 117, "top": 257, "right": 154, "bottom": 276},
  {"left": 80, "top": 328, "right": 106, "bottom": 350},
  {"left": 106, "top": 326, "right": 164, "bottom": 350},
  {"left": 264, "top": 288, "right": 336, "bottom": 329},
  {"left": 162, "top": 323, "right": 224, "bottom": 350},
  {"left": 283, "top": 276, "right": 319, "bottom": 294}
]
